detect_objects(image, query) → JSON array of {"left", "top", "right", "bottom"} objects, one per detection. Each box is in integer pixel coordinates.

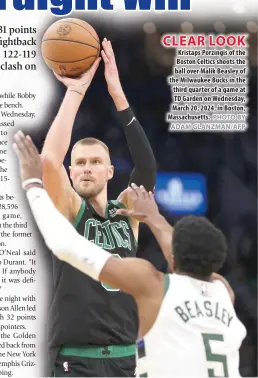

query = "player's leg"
[
  {"left": 102, "top": 355, "right": 136, "bottom": 377},
  {"left": 53, "top": 355, "right": 104, "bottom": 377}
]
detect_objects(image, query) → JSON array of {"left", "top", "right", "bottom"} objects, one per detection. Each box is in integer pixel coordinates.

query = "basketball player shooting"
[
  {"left": 41, "top": 39, "right": 156, "bottom": 377},
  {"left": 14, "top": 132, "right": 246, "bottom": 378}
]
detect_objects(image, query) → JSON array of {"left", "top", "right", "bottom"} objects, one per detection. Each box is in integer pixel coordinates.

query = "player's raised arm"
[
  {"left": 41, "top": 59, "right": 101, "bottom": 219},
  {"left": 101, "top": 39, "right": 157, "bottom": 193}
]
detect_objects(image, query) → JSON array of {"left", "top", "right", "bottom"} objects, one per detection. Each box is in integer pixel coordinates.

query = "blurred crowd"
[{"left": 36, "top": 17, "right": 257, "bottom": 376}]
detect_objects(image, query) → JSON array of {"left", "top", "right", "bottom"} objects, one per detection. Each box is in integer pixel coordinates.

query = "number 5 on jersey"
[
  {"left": 101, "top": 254, "right": 121, "bottom": 292},
  {"left": 202, "top": 333, "right": 229, "bottom": 377}
]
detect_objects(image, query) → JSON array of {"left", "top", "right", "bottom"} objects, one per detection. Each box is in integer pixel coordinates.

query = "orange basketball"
[{"left": 41, "top": 18, "right": 100, "bottom": 78}]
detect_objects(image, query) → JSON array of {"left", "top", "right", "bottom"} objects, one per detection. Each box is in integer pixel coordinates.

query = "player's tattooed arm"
[
  {"left": 42, "top": 59, "right": 101, "bottom": 168},
  {"left": 41, "top": 59, "right": 101, "bottom": 220}
]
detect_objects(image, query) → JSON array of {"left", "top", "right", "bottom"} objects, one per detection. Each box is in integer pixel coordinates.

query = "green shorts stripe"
[{"left": 59, "top": 344, "right": 136, "bottom": 359}]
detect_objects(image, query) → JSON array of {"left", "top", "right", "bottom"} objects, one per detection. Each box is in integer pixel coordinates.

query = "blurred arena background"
[{"left": 34, "top": 15, "right": 257, "bottom": 377}]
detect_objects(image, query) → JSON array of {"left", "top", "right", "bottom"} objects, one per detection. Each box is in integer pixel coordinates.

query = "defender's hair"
[{"left": 173, "top": 215, "right": 227, "bottom": 277}]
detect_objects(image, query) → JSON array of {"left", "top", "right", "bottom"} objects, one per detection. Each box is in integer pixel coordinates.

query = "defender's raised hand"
[
  {"left": 116, "top": 183, "right": 159, "bottom": 222},
  {"left": 53, "top": 57, "right": 101, "bottom": 96},
  {"left": 13, "top": 131, "right": 42, "bottom": 184}
]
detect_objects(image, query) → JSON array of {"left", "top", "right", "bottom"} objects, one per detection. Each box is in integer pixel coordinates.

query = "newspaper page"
[{"left": 0, "top": 0, "right": 257, "bottom": 377}]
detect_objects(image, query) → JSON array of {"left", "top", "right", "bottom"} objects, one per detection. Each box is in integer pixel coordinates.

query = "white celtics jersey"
[{"left": 138, "top": 273, "right": 246, "bottom": 377}]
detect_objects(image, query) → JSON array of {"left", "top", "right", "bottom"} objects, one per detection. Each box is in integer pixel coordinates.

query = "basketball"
[{"left": 41, "top": 18, "right": 100, "bottom": 78}]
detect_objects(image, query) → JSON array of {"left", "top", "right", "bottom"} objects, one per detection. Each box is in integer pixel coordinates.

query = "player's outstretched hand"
[
  {"left": 13, "top": 131, "right": 42, "bottom": 184},
  {"left": 101, "top": 38, "right": 123, "bottom": 98},
  {"left": 116, "top": 183, "right": 160, "bottom": 222},
  {"left": 53, "top": 57, "right": 101, "bottom": 96}
]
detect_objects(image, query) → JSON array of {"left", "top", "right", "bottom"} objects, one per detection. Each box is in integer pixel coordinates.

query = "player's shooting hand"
[
  {"left": 116, "top": 183, "right": 159, "bottom": 222},
  {"left": 101, "top": 38, "right": 123, "bottom": 98},
  {"left": 13, "top": 131, "right": 42, "bottom": 184},
  {"left": 53, "top": 57, "right": 101, "bottom": 96}
]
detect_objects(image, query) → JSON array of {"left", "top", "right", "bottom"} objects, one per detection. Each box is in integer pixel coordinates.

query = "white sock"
[{"left": 26, "top": 187, "right": 111, "bottom": 280}]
